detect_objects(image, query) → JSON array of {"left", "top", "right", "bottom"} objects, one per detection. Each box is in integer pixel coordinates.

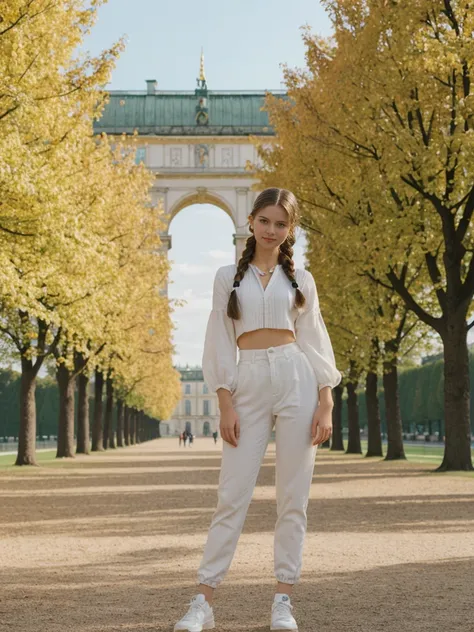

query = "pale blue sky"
[
  {"left": 83, "top": 0, "right": 332, "bottom": 91},
  {"left": 82, "top": 0, "right": 332, "bottom": 367}
]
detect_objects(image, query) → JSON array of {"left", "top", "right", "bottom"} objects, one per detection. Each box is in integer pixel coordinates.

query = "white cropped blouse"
[{"left": 202, "top": 263, "right": 342, "bottom": 394}]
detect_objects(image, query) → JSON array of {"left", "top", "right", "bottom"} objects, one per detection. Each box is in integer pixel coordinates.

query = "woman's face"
[{"left": 249, "top": 205, "right": 290, "bottom": 251}]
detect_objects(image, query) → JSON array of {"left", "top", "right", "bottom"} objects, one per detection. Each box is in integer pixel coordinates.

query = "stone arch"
[
  {"left": 168, "top": 190, "right": 236, "bottom": 227},
  {"left": 155, "top": 183, "right": 253, "bottom": 264}
]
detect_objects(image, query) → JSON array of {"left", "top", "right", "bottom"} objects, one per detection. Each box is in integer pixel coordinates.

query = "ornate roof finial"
[
  {"left": 199, "top": 48, "right": 206, "bottom": 83},
  {"left": 195, "top": 48, "right": 209, "bottom": 125}
]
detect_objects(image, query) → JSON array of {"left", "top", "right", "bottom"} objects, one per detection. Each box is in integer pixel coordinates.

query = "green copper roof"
[
  {"left": 94, "top": 88, "right": 286, "bottom": 136},
  {"left": 176, "top": 367, "right": 204, "bottom": 381}
]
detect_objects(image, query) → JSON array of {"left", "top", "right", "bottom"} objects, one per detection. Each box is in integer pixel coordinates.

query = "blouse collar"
[{"left": 248, "top": 263, "right": 281, "bottom": 293}]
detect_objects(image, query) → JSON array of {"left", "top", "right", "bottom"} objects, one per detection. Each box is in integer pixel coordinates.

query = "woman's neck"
[{"left": 251, "top": 247, "right": 279, "bottom": 269}]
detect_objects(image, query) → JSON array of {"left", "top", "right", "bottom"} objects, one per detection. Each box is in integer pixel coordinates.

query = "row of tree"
[
  {"left": 0, "top": 1, "right": 182, "bottom": 465},
  {"left": 0, "top": 368, "right": 161, "bottom": 449},
  {"left": 255, "top": 0, "right": 474, "bottom": 470}
]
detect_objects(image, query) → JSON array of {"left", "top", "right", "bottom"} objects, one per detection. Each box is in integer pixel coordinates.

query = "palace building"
[
  {"left": 160, "top": 366, "right": 220, "bottom": 438},
  {"left": 94, "top": 52, "right": 283, "bottom": 267}
]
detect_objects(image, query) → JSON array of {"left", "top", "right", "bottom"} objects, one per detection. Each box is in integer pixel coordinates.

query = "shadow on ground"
[{"left": 1, "top": 439, "right": 473, "bottom": 631}]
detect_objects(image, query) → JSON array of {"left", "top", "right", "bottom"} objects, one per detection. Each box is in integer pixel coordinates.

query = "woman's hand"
[
  {"left": 217, "top": 388, "right": 240, "bottom": 447},
  {"left": 311, "top": 401, "right": 333, "bottom": 446},
  {"left": 219, "top": 403, "right": 240, "bottom": 447}
]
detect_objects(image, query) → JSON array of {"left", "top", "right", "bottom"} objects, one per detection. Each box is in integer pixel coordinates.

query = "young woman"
[{"left": 174, "top": 188, "right": 342, "bottom": 632}]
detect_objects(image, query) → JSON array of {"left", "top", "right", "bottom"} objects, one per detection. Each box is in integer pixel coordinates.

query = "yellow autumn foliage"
[{"left": 0, "top": 0, "right": 181, "bottom": 432}]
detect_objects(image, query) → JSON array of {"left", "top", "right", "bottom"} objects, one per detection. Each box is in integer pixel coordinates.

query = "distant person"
[
  {"left": 189, "top": 433, "right": 194, "bottom": 447},
  {"left": 174, "top": 188, "right": 341, "bottom": 632},
  {"left": 182, "top": 432, "right": 187, "bottom": 447},
  {"left": 179, "top": 432, "right": 182, "bottom": 447},
  {"left": 212, "top": 430, "right": 218, "bottom": 444}
]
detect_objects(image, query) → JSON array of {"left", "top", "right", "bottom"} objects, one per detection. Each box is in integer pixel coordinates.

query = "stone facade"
[
  {"left": 94, "top": 75, "right": 283, "bottom": 266},
  {"left": 162, "top": 366, "right": 220, "bottom": 438}
]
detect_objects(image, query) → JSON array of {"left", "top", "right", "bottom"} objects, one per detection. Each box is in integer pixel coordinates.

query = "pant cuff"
[
  {"left": 275, "top": 573, "right": 298, "bottom": 584},
  {"left": 197, "top": 575, "right": 220, "bottom": 589}
]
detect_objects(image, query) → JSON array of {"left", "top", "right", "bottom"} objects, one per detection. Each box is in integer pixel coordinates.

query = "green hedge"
[{"left": 341, "top": 350, "right": 474, "bottom": 434}]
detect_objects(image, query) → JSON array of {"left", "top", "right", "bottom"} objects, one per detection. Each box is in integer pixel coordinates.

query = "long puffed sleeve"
[
  {"left": 295, "top": 271, "right": 342, "bottom": 390},
  {"left": 202, "top": 267, "right": 238, "bottom": 393}
]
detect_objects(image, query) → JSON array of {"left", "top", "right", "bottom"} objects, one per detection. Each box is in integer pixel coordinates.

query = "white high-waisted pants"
[{"left": 197, "top": 341, "right": 319, "bottom": 588}]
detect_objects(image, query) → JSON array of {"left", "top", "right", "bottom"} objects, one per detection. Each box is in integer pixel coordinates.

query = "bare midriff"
[{"left": 237, "top": 328, "right": 296, "bottom": 350}]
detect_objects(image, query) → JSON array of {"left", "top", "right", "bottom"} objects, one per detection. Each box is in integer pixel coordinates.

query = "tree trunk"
[
  {"left": 136, "top": 411, "right": 140, "bottom": 443},
  {"left": 56, "top": 363, "right": 76, "bottom": 458},
  {"left": 116, "top": 400, "right": 124, "bottom": 447},
  {"left": 102, "top": 377, "right": 113, "bottom": 450},
  {"left": 137, "top": 410, "right": 146, "bottom": 443},
  {"left": 145, "top": 415, "right": 149, "bottom": 441},
  {"left": 346, "top": 381, "right": 362, "bottom": 454},
  {"left": 438, "top": 320, "right": 473, "bottom": 471},
  {"left": 76, "top": 370, "right": 90, "bottom": 455},
  {"left": 383, "top": 356, "right": 406, "bottom": 460},
  {"left": 92, "top": 369, "right": 104, "bottom": 452},
  {"left": 130, "top": 409, "right": 137, "bottom": 445},
  {"left": 331, "top": 383, "right": 344, "bottom": 450},
  {"left": 366, "top": 371, "right": 383, "bottom": 457},
  {"left": 103, "top": 376, "right": 115, "bottom": 449},
  {"left": 136, "top": 411, "right": 143, "bottom": 444},
  {"left": 124, "top": 405, "right": 130, "bottom": 446},
  {"left": 15, "top": 360, "right": 38, "bottom": 466}
]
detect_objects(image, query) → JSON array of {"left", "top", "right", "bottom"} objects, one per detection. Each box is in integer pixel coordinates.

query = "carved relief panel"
[
  {"left": 194, "top": 144, "right": 210, "bottom": 168},
  {"left": 170, "top": 147, "right": 182, "bottom": 167},
  {"left": 221, "top": 147, "right": 233, "bottom": 168}
]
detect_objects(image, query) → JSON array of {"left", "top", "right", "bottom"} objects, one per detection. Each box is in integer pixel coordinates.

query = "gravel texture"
[{"left": 1, "top": 438, "right": 473, "bottom": 632}]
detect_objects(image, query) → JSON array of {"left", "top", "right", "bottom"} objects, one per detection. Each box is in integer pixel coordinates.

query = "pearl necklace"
[{"left": 252, "top": 263, "right": 277, "bottom": 276}]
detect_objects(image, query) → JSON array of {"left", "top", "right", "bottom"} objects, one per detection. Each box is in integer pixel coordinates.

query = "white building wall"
[{"left": 164, "top": 377, "right": 221, "bottom": 438}]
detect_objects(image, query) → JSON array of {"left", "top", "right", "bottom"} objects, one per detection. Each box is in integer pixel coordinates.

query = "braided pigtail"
[
  {"left": 227, "top": 233, "right": 257, "bottom": 319},
  {"left": 279, "top": 232, "right": 306, "bottom": 310}
]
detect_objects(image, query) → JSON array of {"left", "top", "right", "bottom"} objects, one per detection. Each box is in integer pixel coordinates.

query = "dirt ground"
[{"left": 0, "top": 438, "right": 473, "bottom": 632}]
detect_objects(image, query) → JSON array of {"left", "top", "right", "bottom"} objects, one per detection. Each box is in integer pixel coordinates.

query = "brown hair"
[{"left": 227, "top": 187, "right": 306, "bottom": 319}]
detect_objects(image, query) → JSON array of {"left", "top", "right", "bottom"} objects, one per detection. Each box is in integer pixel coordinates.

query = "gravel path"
[{"left": 1, "top": 438, "right": 473, "bottom": 632}]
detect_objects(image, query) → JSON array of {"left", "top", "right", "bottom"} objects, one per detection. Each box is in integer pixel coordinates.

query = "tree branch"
[
  {"left": 0, "top": 223, "right": 36, "bottom": 237},
  {"left": 455, "top": 186, "right": 474, "bottom": 243},
  {"left": 386, "top": 267, "right": 442, "bottom": 332},
  {"left": 425, "top": 252, "right": 447, "bottom": 312}
]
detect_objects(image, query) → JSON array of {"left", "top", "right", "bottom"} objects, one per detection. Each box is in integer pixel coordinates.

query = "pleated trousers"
[{"left": 197, "top": 341, "right": 319, "bottom": 587}]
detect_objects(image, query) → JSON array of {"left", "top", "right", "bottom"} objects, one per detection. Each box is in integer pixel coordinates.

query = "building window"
[
  {"left": 203, "top": 400, "right": 210, "bottom": 415},
  {"left": 203, "top": 383, "right": 208, "bottom": 394},
  {"left": 185, "top": 384, "right": 191, "bottom": 394},
  {"left": 135, "top": 147, "right": 146, "bottom": 165},
  {"left": 185, "top": 400, "right": 191, "bottom": 415}
]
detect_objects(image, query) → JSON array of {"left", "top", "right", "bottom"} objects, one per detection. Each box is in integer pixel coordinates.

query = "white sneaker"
[
  {"left": 174, "top": 594, "right": 215, "bottom": 632},
  {"left": 270, "top": 593, "right": 298, "bottom": 630}
]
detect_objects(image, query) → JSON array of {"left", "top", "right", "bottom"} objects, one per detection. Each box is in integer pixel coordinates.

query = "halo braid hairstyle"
[{"left": 227, "top": 187, "right": 306, "bottom": 320}]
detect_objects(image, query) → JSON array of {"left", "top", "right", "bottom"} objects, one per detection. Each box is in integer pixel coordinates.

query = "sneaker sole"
[
  {"left": 270, "top": 626, "right": 298, "bottom": 631},
  {"left": 174, "top": 619, "right": 215, "bottom": 632}
]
